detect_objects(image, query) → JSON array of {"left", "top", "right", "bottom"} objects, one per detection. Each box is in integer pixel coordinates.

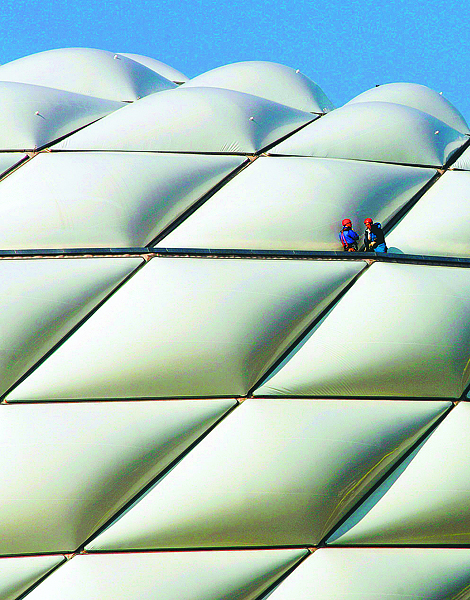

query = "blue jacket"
[{"left": 339, "top": 227, "right": 359, "bottom": 249}]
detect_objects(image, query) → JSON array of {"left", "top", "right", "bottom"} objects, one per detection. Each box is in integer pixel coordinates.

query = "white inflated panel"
[
  {"left": 56, "top": 87, "right": 316, "bottom": 153},
  {"left": 330, "top": 403, "right": 470, "bottom": 546},
  {"left": 0, "top": 153, "right": 26, "bottom": 178},
  {"left": 86, "top": 398, "right": 448, "bottom": 550},
  {"left": 6, "top": 258, "right": 363, "bottom": 401},
  {"left": 347, "top": 83, "right": 470, "bottom": 133},
  {"left": 272, "top": 101, "right": 467, "bottom": 167},
  {"left": 0, "top": 82, "right": 122, "bottom": 150},
  {"left": 25, "top": 550, "right": 306, "bottom": 600},
  {"left": 0, "top": 257, "right": 141, "bottom": 399},
  {"left": 0, "top": 48, "right": 176, "bottom": 101},
  {"left": 119, "top": 53, "right": 188, "bottom": 82},
  {"left": 387, "top": 171, "right": 470, "bottom": 257},
  {"left": 156, "top": 157, "right": 434, "bottom": 251},
  {"left": 267, "top": 548, "right": 470, "bottom": 599},
  {"left": 183, "top": 61, "right": 334, "bottom": 113},
  {"left": 0, "top": 152, "right": 244, "bottom": 249},
  {"left": 255, "top": 263, "right": 470, "bottom": 398},
  {"left": 0, "top": 555, "right": 64, "bottom": 600},
  {"left": 452, "top": 145, "right": 470, "bottom": 169},
  {"left": 0, "top": 399, "right": 235, "bottom": 554}
]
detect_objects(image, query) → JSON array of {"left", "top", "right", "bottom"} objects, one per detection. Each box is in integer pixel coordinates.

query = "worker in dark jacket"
[
  {"left": 339, "top": 218, "right": 359, "bottom": 251},
  {"left": 364, "top": 218, "right": 387, "bottom": 253}
]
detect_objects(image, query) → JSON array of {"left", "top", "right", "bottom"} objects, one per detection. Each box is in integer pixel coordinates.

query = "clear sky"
[{"left": 2, "top": 0, "right": 469, "bottom": 120}]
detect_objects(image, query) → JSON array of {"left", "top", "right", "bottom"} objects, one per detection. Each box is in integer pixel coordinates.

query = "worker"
[
  {"left": 339, "top": 218, "right": 359, "bottom": 251},
  {"left": 364, "top": 218, "right": 388, "bottom": 253}
]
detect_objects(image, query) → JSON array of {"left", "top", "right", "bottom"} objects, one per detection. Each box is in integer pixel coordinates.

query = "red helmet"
[
  {"left": 342, "top": 219, "right": 352, "bottom": 227},
  {"left": 364, "top": 218, "right": 373, "bottom": 225}
]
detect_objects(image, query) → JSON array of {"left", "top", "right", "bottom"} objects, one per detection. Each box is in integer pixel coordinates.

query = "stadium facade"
[{"left": 1, "top": 48, "right": 470, "bottom": 599}]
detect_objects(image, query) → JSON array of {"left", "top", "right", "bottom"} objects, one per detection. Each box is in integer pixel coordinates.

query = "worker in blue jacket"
[
  {"left": 364, "top": 218, "right": 387, "bottom": 253},
  {"left": 339, "top": 218, "right": 359, "bottom": 251}
]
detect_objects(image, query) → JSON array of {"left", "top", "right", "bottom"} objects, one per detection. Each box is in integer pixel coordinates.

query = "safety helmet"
[
  {"left": 342, "top": 219, "right": 352, "bottom": 227},
  {"left": 364, "top": 218, "right": 373, "bottom": 225}
]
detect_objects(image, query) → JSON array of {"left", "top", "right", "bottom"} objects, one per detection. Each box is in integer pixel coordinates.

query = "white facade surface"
[
  {"left": 0, "top": 257, "right": 141, "bottom": 399},
  {"left": 0, "top": 48, "right": 176, "bottom": 101},
  {"left": 0, "top": 153, "right": 26, "bottom": 178},
  {"left": 452, "top": 145, "right": 470, "bottom": 169},
  {"left": 267, "top": 548, "right": 470, "bottom": 599},
  {"left": 0, "top": 81, "right": 122, "bottom": 150},
  {"left": 347, "top": 82, "right": 470, "bottom": 134},
  {"left": 387, "top": 171, "right": 470, "bottom": 257},
  {"left": 0, "top": 555, "right": 64, "bottom": 600},
  {"left": 6, "top": 258, "right": 363, "bottom": 401},
  {"left": 272, "top": 101, "right": 467, "bottom": 166},
  {"left": 183, "top": 61, "right": 334, "bottom": 113},
  {"left": 0, "top": 152, "right": 244, "bottom": 249},
  {"left": 156, "top": 156, "right": 434, "bottom": 251},
  {"left": 86, "top": 398, "right": 448, "bottom": 550},
  {"left": 25, "top": 550, "right": 306, "bottom": 600},
  {"left": 0, "top": 400, "right": 235, "bottom": 555},
  {"left": 330, "top": 403, "right": 470, "bottom": 546},
  {"left": 2, "top": 48, "right": 470, "bottom": 597},
  {"left": 255, "top": 263, "right": 470, "bottom": 398},
  {"left": 55, "top": 87, "right": 316, "bottom": 154},
  {"left": 118, "top": 53, "right": 188, "bottom": 82}
]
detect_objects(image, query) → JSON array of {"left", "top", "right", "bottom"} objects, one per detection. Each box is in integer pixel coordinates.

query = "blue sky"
[{"left": 2, "top": 0, "right": 468, "bottom": 119}]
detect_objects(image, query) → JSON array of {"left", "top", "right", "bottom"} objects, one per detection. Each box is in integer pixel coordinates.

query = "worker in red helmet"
[
  {"left": 364, "top": 218, "right": 387, "bottom": 253},
  {"left": 339, "top": 218, "right": 359, "bottom": 251}
]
